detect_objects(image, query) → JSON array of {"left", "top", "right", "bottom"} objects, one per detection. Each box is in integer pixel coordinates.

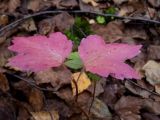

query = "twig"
[
  {"left": 129, "top": 80, "right": 160, "bottom": 97},
  {"left": 73, "top": 68, "right": 85, "bottom": 102},
  {"left": 6, "top": 71, "right": 57, "bottom": 92},
  {"left": 1, "top": 10, "right": 160, "bottom": 36},
  {"left": 88, "top": 80, "right": 96, "bottom": 114}
]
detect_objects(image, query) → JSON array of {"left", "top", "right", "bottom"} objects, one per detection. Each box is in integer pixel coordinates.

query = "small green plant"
[
  {"left": 96, "top": 16, "right": 106, "bottom": 24},
  {"left": 65, "top": 17, "right": 92, "bottom": 47}
]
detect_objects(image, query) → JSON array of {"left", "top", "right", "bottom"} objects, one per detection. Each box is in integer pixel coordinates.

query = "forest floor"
[{"left": 0, "top": 0, "right": 160, "bottom": 120}]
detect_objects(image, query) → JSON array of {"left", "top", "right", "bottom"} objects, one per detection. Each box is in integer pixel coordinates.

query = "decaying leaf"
[
  {"left": 142, "top": 60, "right": 160, "bottom": 85},
  {"left": 115, "top": 96, "right": 143, "bottom": 120},
  {"left": 79, "top": 35, "right": 141, "bottom": 80},
  {"left": 90, "top": 98, "right": 112, "bottom": 119},
  {"left": 125, "top": 80, "right": 151, "bottom": 98},
  {"left": 101, "top": 80, "right": 125, "bottom": 109},
  {"left": 28, "top": 88, "right": 44, "bottom": 111},
  {"left": 143, "top": 99, "right": 160, "bottom": 115},
  {"left": 147, "top": 45, "right": 160, "bottom": 60},
  {"left": 19, "top": 18, "right": 37, "bottom": 32},
  {"left": 7, "top": 32, "right": 72, "bottom": 72},
  {"left": 34, "top": 67, "right": 72, "bottom": 90},
  {"left": 148, "top": 0, "right": 160, "bottom": 8},
  {"left": 113, "top": 0, "right": 128, "bottom": 5},
  {"left": 87, "top": 78, "right": 105, "bottom": 96},
  {"left": 45, "top": 99, "right": 73, "bottom": 118},
  {"left": 8, "top": 0, "right": 21, "bottom": 12},
  {"left": 91, "top": 21, "right": 124, "bottom": 43},
  {"left": 155, "top": 84, "right": 160, "bottom": 94},
  {"left": 82, "top": 0, "right": 98, "bottom": 7},
  {"left": 71, "top": 72, "right": 91, "bottom": 96},
  {"left": 38, "top": 12, "right": 74, "bottom": 34},
  {"left": 0, "top": 98, "right": 16, "bottom": 120},
  {"left": 0, "top": 73, "right": 9, "bottom": 92},
  {"left": 31, "top": 110, "right": 59, "bottom": 120}
]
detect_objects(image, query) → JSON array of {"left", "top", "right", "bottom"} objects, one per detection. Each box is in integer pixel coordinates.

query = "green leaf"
[
  {"left": 87, "top": 72, "right": 101, "bottom": 81},
  {"left": 68, "top": 52, "right": 80, "bottom": 59},
  {"left": 65, "top": 52, "right": 83, "bottom": 70},
  {"left": 96, "top": 16, "right": 106, "bottom": 24}
]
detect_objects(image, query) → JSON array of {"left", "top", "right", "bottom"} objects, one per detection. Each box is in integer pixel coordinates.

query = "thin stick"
[
  {"left": 73, "top": 68, "right": 85, "bottom": 102},
  {"left": 6, "top": 71, "right": 57, "bottom": 92},
  {"left": 1, "top": 10, "right": 160, "bottom": 36},
  {"left": 88, "top": 80, "right": 96, "bottom": 114},
  {"left": 129, "top": 80, "right": 160, "bottom": 97}
]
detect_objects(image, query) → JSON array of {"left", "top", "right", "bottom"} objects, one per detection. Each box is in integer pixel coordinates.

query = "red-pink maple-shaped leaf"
[
  {"left": 7, "top": 32, "right": 72, "bottom": 72},
  {"left": 78, "top": 35, "right": 142, "bottom": 80}
]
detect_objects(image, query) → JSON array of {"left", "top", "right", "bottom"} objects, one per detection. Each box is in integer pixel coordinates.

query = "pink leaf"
[
  {"left": 78, "top": 35, "right": 142, "bottom": 80},
  {"left": 7, "top": 32, "right": 72, "bottom": 72}
]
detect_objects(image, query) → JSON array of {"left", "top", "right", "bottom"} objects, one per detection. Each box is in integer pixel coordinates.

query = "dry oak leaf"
[
  {"left": 78, "top": 35, "right": 141, "bottom": 80},
  {"left": 71, "top": 72, "right": 91, "bottom": 96},
  {"left": 7, "top": 32, "right": 72, "bottom": 72}
]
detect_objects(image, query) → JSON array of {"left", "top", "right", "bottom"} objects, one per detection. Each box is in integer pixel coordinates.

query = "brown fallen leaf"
[
  {"left": 147, "top": 45, "right": 160, "bottom": 60},
  {"left": 8, "top": 0, "right": 21, "bottom": 12},
  {"left": 55, "top": 87, "right": 91, "bottom": 106},
  {"left": 17, "top": 106, "right": 31, "bottom": 120},
  {"left": 155, "top": 84, "right": 160, "bottom": 94},
  {"left": 0, "top": 97, "right": 16, "bottom": 120},
  {"left": 101, "top": 80, "right": 125, "bottom": 109},
  {"left": 87, "top": 78, "right": 105, "bottom": 97},
  {"left": 0, "top": 42, "right": 13, "bottom": 67},
  {"left": 0, "top": 73, "right": 9, "bottom": 92},
  {"left": 79, "top": 0, "right": 101, "bottom": 12},
  {"left": 38, "top": 12, "right": 74, "bottom": 34},
  {"left": 0, "top": 1, "right": 8, "bottom": 13},
  {"left": 31, "top": 110, "right": 59, "bottom": 120},
  {"left": 45, "top": 99, "right": 73, "bottom": 118},
  {"left": 143, "top": 99, "right": 160, "bottom": 115},
  {"left": 118, "top": 4, "right": 134, "bottom": 16},
  {"left": 28, "top": 88, "right": 44, "bottom": 111},
  {"left": 90, "top": 98, "right": 112, "bottom": 120},
  {"left": 124, "top": 27, "right": 147, "bottom": 40},
  {"left": 131, "top": 52, "right": 147, "bottom": 78},
  {"left": 118, "top": 1, "right": 145, "bottom": 17},
  {"left": 113, "top": 0, "right": 128, "bottom": 5},
  {"left": 59, "top": 0, "right": 78, "bottom": 8},
  {"left": 27, "top": 0, "right": 51, "bottom": 12},
  {"left": 148, "top": 0, "right": 160, "bottom": 8},
  {"left": 91, "top": 21, "right": 124, "bottom": 43},
  {"left": 19, "top": 18, "right": 37, "bottom": 32},
  {"left": 71, "top": 72, "right": 91, "bottom": 96},
  {"left": 82, "top": 0, "right": 99, "bottom": 7},
  {"left": 0, "top": 15, "right": 9, "bottom": 26},
  {"left": 142, "top": 60, "right": 160, "bottom": 85},
  {"left": 34, "top": 67, "right": 72, "bottom": 90},
  {"left": 142, "top": 112, "right": 160, "bottom": 120},
  {"left": 114, "top": 96, "right": 143, "bottom": 120},
  {"left": 125, "top": 80, "right": 151, "bottom": 98}
]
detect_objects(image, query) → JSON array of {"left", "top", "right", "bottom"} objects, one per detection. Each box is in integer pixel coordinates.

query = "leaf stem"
[
  {"left": 73, "top": 67, "right": 85, "bottom": 102},
  {"left": 88, "top": 80, "right": 97, "bottom": 115}
]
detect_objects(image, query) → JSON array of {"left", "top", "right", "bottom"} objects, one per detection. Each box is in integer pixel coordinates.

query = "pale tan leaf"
[{"left": 71, "top": 72, "right": 91, "bottom": 96}]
